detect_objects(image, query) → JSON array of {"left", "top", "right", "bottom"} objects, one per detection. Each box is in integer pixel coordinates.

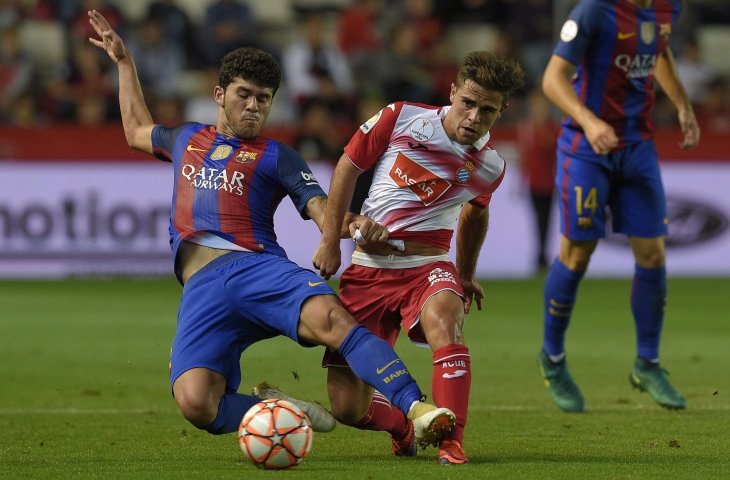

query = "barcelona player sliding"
[{"left": 538, "top": 0, "right": 699, "bottom": 412}]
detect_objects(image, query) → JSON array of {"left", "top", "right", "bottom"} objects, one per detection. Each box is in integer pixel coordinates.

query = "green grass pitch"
[{"left": 0, "top": 276, "right": 727, "bottom": 479}]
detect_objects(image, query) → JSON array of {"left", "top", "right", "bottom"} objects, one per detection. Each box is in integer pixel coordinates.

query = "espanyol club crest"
[
  {"left": 456, "top": 160, "right": 474, "bottom": 184},
  {"left": 409, "top": 118, "right": 434, "bottom": 142},
  {"left": 456, "top": 167, "right": 470, "bottom": 183}
]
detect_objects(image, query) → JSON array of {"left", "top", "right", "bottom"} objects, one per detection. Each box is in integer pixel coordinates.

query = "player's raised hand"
[
  {"left": 678, "top": 108, "right": 700, "bottom": 149},
  {"left": 584, "top": 117, "right": 619, "bottom": 155},
  {"left": 87, "top": 9, "right": 127, "bottom": 63},
  {"left": 461, "top": 278, "right": 483, "bottom": 314}
]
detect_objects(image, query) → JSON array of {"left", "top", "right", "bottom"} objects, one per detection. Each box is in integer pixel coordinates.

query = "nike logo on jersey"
[
  {"left": 376, "top": 359, "right": 401, "bottom": 374},
  {"left": 442, "top": 369, "right": 468, "bottom": 379},
  {"left": 187, "top": 144, "right": 207, "bottom": 153},
  {"left": 408, "top": 141, "right": 429, "bottom": 150},
  {"left": 618, "top": 31, "right": 636, "bottom": 40},
  {"left": 308, "top": 281, "right": 326, "bottom": 287}
]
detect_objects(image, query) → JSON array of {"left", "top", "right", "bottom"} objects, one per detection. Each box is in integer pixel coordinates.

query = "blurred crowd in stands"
[{"left": 2, "top": 0, "right": 730, "bottom": 164}]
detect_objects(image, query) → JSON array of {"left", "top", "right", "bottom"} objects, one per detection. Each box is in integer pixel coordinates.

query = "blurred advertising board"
[{"left": 0, "top": 161, "right": 728, "bottom": 278}]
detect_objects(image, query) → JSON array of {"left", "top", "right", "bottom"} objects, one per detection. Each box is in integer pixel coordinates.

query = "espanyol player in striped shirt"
[{"left": 312, "top": 51, "right": 525, "bottom": 465}]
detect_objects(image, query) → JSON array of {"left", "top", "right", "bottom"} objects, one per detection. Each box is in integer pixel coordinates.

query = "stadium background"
[{"left": 1, "top": 0, "right": 729, "bottom": 279}]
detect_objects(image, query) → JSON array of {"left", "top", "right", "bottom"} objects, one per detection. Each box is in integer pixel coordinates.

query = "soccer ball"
[{"left": 238, "top": 399, "right": 313, "bottom": 469}]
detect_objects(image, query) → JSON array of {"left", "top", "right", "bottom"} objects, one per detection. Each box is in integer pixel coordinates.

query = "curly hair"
[
  {"left": 218, "top": 47, "right": 281, "bottom": 94},
  {"left": 457, "top": 51, "right": 525, "bottom": 102}
]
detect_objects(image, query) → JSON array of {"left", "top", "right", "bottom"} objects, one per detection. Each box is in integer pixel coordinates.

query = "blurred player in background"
[
  {"left": 516, "top": 88, "right": 559, "bottom": 272},
  {"left": 310, "top": 51, "right": 524, "bottom": 465},
  {"left": 538, "top": 0, "right": 699, "bottom": 412},
  {"left": 87, "top": 9, "right": 455, "bottom": 444}
]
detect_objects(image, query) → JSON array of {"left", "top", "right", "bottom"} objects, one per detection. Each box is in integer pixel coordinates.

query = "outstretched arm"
[
  {"left": 654, "top": 48, "right": 700, "bottom": 149},
  {"left": 542, "top": 54, "right": 618, "bottom": 155},
  {"left": 87, "top": 9, "right": 154, "bottom": 154}
]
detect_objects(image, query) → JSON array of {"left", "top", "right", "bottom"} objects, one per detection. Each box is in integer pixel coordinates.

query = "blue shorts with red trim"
[{"left": 555, "top": 136, "right": 667, "bottom": 241}]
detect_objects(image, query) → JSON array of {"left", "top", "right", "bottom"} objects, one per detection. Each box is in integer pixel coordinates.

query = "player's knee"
[
  {"left": 423, "top": 312, "right": 464, "bottom": 348},
  {"left": 174, "top": 389, "right": 218, "bottom": 427},
  {"left": 300, "top": 296, "right": 355, "bottom": 348},
  {"left": 427, "top": 326, "right": 464, "bottom": 350},
  {"left": 635, "top": 252, "right": 665, "bottom": 268},
  {"left": 320, "top": 304, "right": 357, "bottom": 349}
]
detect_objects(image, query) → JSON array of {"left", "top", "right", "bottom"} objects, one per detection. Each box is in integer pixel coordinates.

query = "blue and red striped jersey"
[
  {"left": 151, "top": 122, "right": 326, "bottom": 270},
  {"left": 554, "top": 0, "right": 682, "bottom": 146}
]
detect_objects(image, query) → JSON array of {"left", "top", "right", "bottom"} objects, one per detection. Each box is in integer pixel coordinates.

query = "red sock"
[
  {"left": 432, "top": 344, "right": 471, "bottom": 444},
  {"left": 352, "top": 391, "right": 410, "bottom": 439}
]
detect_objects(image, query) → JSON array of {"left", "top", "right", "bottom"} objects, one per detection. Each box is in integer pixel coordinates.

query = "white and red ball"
[{"left": 238, "top": 399, "right": 313, "bottom": 469}]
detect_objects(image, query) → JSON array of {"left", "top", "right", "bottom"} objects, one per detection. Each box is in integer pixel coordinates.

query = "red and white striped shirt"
[{"left": 345, "top": 101, "right": 505, "bottom": 248}]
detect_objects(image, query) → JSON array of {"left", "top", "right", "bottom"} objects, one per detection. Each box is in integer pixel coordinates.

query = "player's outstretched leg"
[
  {"left": 629, "top": 357, "right": 687, "bottom": 410},
  {"left": 538, "top": 351, "right": 585, "bottom": 412},
  {"left": 252, "top": 382, "right": 337, "bottom": 432}
]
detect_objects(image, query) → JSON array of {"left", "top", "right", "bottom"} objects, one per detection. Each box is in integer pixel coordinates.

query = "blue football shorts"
[
  {"left": 169, "top": 251, "right": 335, "bottom": 393},
  {"left": 555, "top": 139, "right": 668, "bottom": 241}
]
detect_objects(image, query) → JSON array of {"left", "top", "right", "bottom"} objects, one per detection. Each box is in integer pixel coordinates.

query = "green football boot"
[
  {"left": 629, "top": 357, "right": 687, "bottom": 410},
  {"left": 538, "top": 351, "right": 585, "bottom": 412}
]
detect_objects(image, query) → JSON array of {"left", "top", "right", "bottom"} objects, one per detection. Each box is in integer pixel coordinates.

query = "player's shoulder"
[
  {"left": 483, "top": 143, "right": 506, "bottom": 167},
  {"left": 263, "top": 137, "right": 309, "bottom": 168},
  {"left": 398, "top": 101, "right": 440, "bottom": 118},
  {"left": 154, "top": 120, "right": 201, "bottom": 133},
  {"left": 667, "top": 0, "right": 683, "bottom": 15},
  {"left": 378, "top": 101, "right": 439, "bottom": 119},
  {"left": 394, "top": 102, "right": 442, "bottom": 134},
  {"left": 572, "top": 0, "right": 614, "bottom": 19}
]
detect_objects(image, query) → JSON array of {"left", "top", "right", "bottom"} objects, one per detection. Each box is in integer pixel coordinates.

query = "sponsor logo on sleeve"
[
  {"left": 409, "top": 118, "right": 434, "bottom": 142},
  {"left": 560, "top": 19, "right": 578, "bottom": 42},
  {"left": 360, "top": 110, "right": 382, "bottom": 134},
  {"left": 300, "top": 171, "right": 320, "bottom": 186}
]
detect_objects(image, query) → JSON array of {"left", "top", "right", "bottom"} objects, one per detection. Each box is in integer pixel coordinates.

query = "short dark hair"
[
  {"left": 219, "top": 47, "right": 281, "bottom": 94},
  {"left": 457, "top": 51, "right": 525, "bottom": 102}
]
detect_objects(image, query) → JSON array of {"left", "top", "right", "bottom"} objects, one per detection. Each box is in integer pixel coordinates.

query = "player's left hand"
[
  {"left": 678, "top": 108, "right": 700, "bottom": 149},
  {"left": 461, "top": 278, "right": 484, "bottom": 314}
]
